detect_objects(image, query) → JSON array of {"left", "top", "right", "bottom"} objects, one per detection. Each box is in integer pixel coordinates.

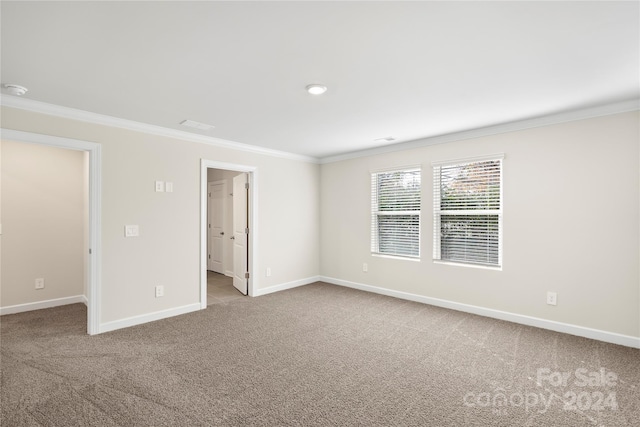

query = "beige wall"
[
  {"left": 1, "top": 107, "right": 321, "bottom": 324},
  {"left": 3, "top": 105, "right": 637, "bottom": 340},
  {"left": 1, "top": 139, "right": 86, "bottom": 307},
  {"left": 321, "top": 111, "right": 640, "bottom": 338}
]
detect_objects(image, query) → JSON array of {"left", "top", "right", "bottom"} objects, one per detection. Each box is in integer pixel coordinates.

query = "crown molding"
[
  {"left": 0, "top": 95, "right": 320, "bottom": 164},
  {"left": 3, "top": 95, "right": 637, "bottom": 166},
  {"left": 320, "top": 99, "right": 640, "bottom": 164}
]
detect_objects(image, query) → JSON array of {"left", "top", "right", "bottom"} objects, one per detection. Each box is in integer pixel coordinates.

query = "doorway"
[
  {"left": 200, "top": 160, "right": 256, "bottom": 308},
  {"left": 0, "top": 129, "right": 101, "bottom": 335}
]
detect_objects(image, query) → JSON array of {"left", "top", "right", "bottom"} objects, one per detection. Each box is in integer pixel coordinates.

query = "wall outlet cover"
[{"left": 125, "top": 225, "right": 139, "bottom": 237}]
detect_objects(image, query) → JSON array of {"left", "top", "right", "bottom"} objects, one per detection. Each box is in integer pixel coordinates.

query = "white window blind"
[
  {"left": 433, "top": 156, "right": 503, "bottom": 267},
  {"left": 371, "top": 168, "right": 421, "bottom": 258}
]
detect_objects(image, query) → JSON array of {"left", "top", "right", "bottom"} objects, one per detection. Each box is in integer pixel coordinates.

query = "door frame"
[
  {"left": 200, "top": 159, "right": 257, "bottom": 307},
  {"left": 1, "top": 128, "right": 102, "bottom": 335}
]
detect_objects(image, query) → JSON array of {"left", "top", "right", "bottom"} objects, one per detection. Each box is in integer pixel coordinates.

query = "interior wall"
[
  {"left": 1, "top": 106, "right": 321, "bottom": 325},
  {"left": 208, "top": 168, "right": 243, "bottom": 276},
  {"left": 320, "top": 111, "right": 640, "bottom": 338},
  {"left": 1, "top": 139, "right": 86, "bottom": 307}
]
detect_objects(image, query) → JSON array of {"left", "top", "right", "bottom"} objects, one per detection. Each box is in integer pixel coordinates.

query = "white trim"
[
  {"left": 433, "top": 260, "right": 502, "bottom": 271},
  {"left": 0, "top": 129, "right": 102, "bottom": 335},
  {"left": 99, "top": 303, "right": 201, "bottom": 334},
  {"left": 253, "top": 276, "right": 319, "bottom": 297},
  {"left": 1, "top": 95, "right": 318, "bottom": 164},
  {"left": 372, "top": 253, "right": 421, "bottom": 262},
  {"left": 201, "top": 159, "right": 258, "bottom": 307},
  {"left": 0, "top": 295, "right": 86, "bottom": 316},
  {"left": 431, "top": 152, "right": 504, "bottom": 167},
  {"left": 319, "top": 276, "right": 640, "bottom": 349},
  {"left": 370, "top": 164, "right": 422, "bottom": 174},
  {"left": 321, "top": 99, "right": 640, "bottom": 164},
  {"left": 4, "top": 95, "right": 638, "bottom": 167}
]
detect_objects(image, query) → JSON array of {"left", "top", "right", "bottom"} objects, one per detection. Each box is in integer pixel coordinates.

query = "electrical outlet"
[
  {"left": 155, "top": 285, "right": 164, "bottom": 298},
  {"left": 155, "top": 181, "right": 165, "bottom": 192},
  {"left": 266, "top": 267, "right": 271, "bottom": 277},
  {"left": 35, "top": 278, "right": 45, "bottom": 290},
  {"left": 547, "top": 291, "right": 557, "bottom": 306},
  {"left": 363, "top": 263, "right": 368, "bottom": 272}
]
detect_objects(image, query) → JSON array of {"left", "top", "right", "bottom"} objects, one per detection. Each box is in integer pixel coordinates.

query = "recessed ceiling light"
[
  {"left": 2, "top": 84, "right": 28, "bottom": 96},
  {"left": 180, "top": 119, "right": 215, "bottom": 131},
  {"left": 374, "top": 137, "right": 396, "bottom": 143},
  {"left": 306, "top": 84, "right": 327, "bottom": 95}
]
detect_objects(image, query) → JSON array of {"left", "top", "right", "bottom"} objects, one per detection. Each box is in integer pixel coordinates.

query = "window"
[
  {"left": 371, "top": 168, "right": 421, "bottom": 258},
  {"left": 433, "top": 155, "right": 503, "bottom": 267}
]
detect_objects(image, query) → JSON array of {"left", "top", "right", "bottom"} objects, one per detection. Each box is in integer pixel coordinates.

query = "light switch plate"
[
  {"left": 165, "top": 182, "right": 173, "bottom": 193},
  {"left": 125, "top": 225, "right": 139, "bottom": 237},
  {"left": 155, "top": 181, "right": 165, "bottom": 192}
]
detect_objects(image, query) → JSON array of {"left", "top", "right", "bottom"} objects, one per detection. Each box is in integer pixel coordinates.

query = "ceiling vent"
[
  {"left": 180, "top": 119, "right": 215, "bottom": 131},
  {"left": 374, "top": 137, "right": 396, "bottom": 143}
]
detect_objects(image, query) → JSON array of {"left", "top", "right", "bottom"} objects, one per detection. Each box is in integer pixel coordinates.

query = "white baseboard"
[
  {"left": 253, "top": 276, "right": 320, "bottom": 297},
  {"left": 225, "top": 271, "right": 234, "bottom": 278},
  {"left": 320, "top": 276, "right": 640, "bottom": 349},
  {"left": 99, "top": 303, "right": 201, "bottom": 334},
  {"left": 0, "top": 295, "right": 86, "bottom": 316}
]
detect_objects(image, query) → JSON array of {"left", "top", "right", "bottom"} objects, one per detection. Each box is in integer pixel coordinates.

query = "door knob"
[
  {"left": 220, "top": 232, "right": 224, "bottom": 235},
  {"left": 230, "top": 236, "right": 235, "bottom": 240}
]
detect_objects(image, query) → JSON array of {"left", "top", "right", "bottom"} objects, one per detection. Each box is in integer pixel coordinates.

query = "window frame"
[
  {"left": 371, "top": 167, "right": 422, "bottom": 259},
  {"left": 432, "top": 154, "right": 503, "bottom": 269}
]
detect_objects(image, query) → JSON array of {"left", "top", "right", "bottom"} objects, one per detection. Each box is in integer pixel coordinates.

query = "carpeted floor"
[{"left": 1, "top": 282, "right": 639, "bottom": 426}]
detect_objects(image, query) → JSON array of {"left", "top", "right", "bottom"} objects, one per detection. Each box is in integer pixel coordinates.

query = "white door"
[
  {"left": 232, "top": 173, "right": 249, "bottom": 295},
  {"left": 208, "top": 181, "right": 225, "bottom": 274}
]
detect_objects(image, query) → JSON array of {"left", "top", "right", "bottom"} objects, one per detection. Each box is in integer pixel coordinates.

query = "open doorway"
[
  {"left": 200, "top": 160, "right": 256, "bottom": 308},
  {"left": 206, "top": 169, "right": 249, "bottom": 304},
  {"left": 0, "top": 129, "right": 101, "bottom": 334}
]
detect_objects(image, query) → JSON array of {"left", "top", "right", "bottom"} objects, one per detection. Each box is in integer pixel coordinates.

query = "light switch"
[
  {"left": 155, "top": 181, "right": 165, "bottom": 192},
  {"left": 165, "top": 182, "right": 173, "bottom": 193},
  {"left": 125, "top": 225, "right": 139, "bottom": 237}
]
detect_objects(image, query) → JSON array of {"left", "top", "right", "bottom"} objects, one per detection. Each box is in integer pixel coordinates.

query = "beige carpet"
[{"left": 1, "top": 282, "right": 639, "bottom": 426}]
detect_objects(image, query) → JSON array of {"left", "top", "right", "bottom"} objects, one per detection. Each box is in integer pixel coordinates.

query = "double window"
[
  {"left": 371, "top": 168, "right": 421, "bottom": 258},
  {"left": 370, "top": 156, "right": 503, "bottom": 267},
  {"left": 433, "top": 155, "right": 503, "bottom": 268}
]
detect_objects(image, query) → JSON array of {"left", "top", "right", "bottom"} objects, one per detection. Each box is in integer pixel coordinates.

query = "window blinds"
[
  {"left": 433, "top": 157, "right": 502, "bottom": 267},
  {"left": 371, "top": 169, "right": 421, "bottom": 258}
]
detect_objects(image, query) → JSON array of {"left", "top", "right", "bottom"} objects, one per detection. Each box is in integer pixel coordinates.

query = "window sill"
[
  {"left": 433, "top": 260, "right": 502, "bottom": 271},
  {"left": 372, "top": 253, "right": 421, "bottom": 262}
]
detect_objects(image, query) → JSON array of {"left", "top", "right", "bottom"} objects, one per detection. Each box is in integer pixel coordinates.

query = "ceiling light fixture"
[
  {"left": 3, "top": 84, "right": 28, "bottom": 96},
  {"left": 306, "top": 84, "right": 327, "bottom": 95}
]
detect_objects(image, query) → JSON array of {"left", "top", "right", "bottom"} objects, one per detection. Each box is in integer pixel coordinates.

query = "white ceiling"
[{"left": 1, "top": 1, "right": 638, "bottom": 160}]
